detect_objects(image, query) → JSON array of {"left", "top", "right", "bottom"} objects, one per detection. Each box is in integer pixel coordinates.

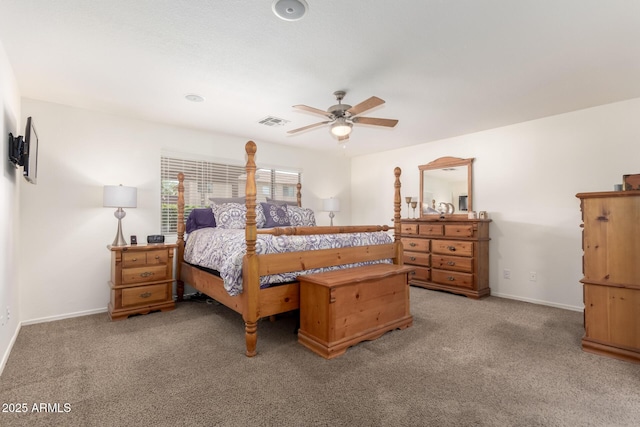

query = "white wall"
[
  {"left": 18, "top": 99, "right": 351, "bottom": 323},
  {"left": 351, "top": 98, "right": 640, "bottom": 311},
  {"left": 0, "top": 40, "right": 21, "bottom": 372}
]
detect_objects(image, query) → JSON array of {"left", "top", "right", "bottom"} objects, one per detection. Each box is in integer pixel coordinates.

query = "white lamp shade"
[
  {"left": 323, "top": 197, "right": 340, "bottom": 212},
  {"left": 103, "top": 185, "right": 137, "bottom": 208}
]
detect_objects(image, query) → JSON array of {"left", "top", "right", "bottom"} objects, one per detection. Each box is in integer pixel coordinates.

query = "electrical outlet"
[
  {"left": 529, "top": 271, "right": 537, "bottom": 282},
  {"left": 503, "top": 269, "right": 511, "bottom": 279}
]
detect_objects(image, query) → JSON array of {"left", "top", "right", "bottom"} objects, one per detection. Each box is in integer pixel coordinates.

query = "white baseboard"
[
  {"left": 21, "top": 307, "right": 108, "bottom": 326},
  {"left": 0, "top": 322, "right": 21, "bottom": 377},
  {"left": 491, "top": 292, "right": 582, "bottom": 312}
]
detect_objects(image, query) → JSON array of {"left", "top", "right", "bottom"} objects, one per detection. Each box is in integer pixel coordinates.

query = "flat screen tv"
[
  {"left": 7, "top": 116, "right": 38, "bottom": 184},
  {"left": 23, "top": 117, "right": 38, "bottom": 184}
]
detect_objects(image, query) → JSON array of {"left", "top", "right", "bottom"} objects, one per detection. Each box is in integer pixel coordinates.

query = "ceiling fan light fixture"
[{"left": 330, "top": 118, "right": 352, "bottom": 137}]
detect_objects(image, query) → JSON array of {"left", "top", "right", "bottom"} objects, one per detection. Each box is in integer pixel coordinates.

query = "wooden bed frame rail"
[{"left": 175, "top": 141, "right": 404, "bottom": 357}]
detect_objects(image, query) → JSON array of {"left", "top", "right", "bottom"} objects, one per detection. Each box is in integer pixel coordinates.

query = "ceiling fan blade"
[
  {"left": 352, "top": 117, "right": 399, "bottom": 128},
  {"left": 287, "top": 121, "right": 331, "bottom": 134},
  {"left": 347, "top": 96, "right": 385, "bottom": 116},
  {"left": 292, "top": 104, "right": 333, "bottom": 118}
]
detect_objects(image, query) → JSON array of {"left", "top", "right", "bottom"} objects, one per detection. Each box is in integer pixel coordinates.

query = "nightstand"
[{"left": 108, "top": 243, "right": 176, "bottom": 320}]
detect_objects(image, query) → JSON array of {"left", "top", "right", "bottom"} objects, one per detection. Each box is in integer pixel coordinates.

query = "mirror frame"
[{"left": 419, "top": 156, "right": 474, "bottom": 218}]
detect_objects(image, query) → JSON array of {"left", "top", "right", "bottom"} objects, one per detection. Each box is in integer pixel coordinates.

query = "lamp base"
[
  {"left": 329, "top": 211, "right": 335, "bottom": 227},
  {"left": 111, "top": 209, "right": 128, "bottom": 246}
]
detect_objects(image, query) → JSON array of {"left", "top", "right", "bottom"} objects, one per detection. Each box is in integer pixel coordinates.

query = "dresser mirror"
[{"left": 419, "top": 157, "right": 474, "bottom": 217}]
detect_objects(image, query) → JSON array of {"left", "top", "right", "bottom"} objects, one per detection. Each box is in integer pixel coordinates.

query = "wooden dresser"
[
  {"left": 401, "top": 218, "right": 491, "bottom": 299},
  {"left": 108, "top": 243, "right": 176, "bottom": 320},
  {"left": 576, "top": 191, "right": 640, "bottom": 363}
]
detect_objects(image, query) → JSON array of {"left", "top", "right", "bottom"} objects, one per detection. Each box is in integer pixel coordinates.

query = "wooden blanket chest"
[{"left": 297, "top": 264, "right": 414, "bottom": 359}]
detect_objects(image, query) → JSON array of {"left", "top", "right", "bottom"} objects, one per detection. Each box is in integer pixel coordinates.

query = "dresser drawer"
[
  {"left": 121, "top": 283, "right": 170, "bottom": 307},
  {"left": 122, "top": 265, "right": 168, "bottom": 285},
  {"left": 444, "top": 224, "right": 474, "bottom": 238},
  {"left": 404, "top": 251, "right": 430, "bottom": 267},
  {"left": 123, "top": 249, "right": 168, "bottom": 267},
  {"left": 431, "top": 240, "right": 473, "bottom": 257},
  {"left": 432, "top": 269, "right": 474, "bottom": 289},
  {"left": 419, "top": 224, "right": 444, "bottom": 236},
  {"left": 401, "top": 223, "right": 418, "bottom": 235},
  {"left": 408, "top": 266, "right": 430, "bottom": 282},
  {"left": 402, "top": 237, "right": 430, "bottom": 252},
  {"left": 432, "top": 255, "right": 473, "bottom": 273}
]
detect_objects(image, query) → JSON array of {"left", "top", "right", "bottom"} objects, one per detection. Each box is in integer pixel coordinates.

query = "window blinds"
[{"left": 161, "top": 155, "right": 300, "bottom": 233}]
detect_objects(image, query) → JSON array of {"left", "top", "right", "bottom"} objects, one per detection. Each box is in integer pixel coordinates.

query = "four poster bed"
[{"left": 175, "top": 141, "right": 405, "bottom": 356}]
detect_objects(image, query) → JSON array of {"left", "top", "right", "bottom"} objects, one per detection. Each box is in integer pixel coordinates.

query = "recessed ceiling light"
[
  {"left": 185, "top": 94, "right": 205, "bottom": 103},
  {"left": 272, "top": 0, "right": 308, "bottom": 21}
]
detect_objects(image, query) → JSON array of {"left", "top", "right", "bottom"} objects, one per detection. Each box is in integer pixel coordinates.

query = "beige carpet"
[{"left": 1, "top": 288, "right": 639, "bottom": 427}]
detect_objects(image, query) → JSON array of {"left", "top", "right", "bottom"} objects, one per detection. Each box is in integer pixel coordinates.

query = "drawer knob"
[
  {"left": 447, "top": 246, "right": 456, "bottom": 251},
  {"left": 409, "top": 242, "right": 417, "bottom": 247},
  {"left": 140, "top": 292, "right": 152, "bottom": 298},
  {"left": 447, "top": 261, "right": 456, "bottom": 266},
  {"left": 132, "top": 258, "right": 138, "bottom": 262},
  {"left": 410, "top": 256, "right": 416, "bottom": 261},
  {"left": 140, "top": 271, "right": 154, "bottom": 278},
  {"left": 447, "top": 276, "right": 455, "bottom": 281},
  {"left": 155, "top": 255, "right": 160, "bottom": 260}
]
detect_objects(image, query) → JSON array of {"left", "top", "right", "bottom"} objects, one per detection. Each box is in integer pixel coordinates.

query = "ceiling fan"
[{"left": 287, "top": 91, "right": 398, "bottom": 143}]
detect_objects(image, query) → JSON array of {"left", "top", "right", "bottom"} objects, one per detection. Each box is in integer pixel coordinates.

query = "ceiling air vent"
[{"left": 258, "top": 116, "right": 290, "bottom": 127}]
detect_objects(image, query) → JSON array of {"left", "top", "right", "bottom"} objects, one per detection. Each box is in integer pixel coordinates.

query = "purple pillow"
[
  {"left": 186, "top": 208, "right": 216, "bottom": 234},
  {"left": 260, "top": 202, "right": 290, "bottom": 228}
]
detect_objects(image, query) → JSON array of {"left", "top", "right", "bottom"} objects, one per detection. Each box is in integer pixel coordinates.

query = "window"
[{"left": 161, "top": 155, "right": 301, "bottom": 233}]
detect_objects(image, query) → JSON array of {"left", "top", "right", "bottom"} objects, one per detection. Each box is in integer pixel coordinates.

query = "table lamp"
[{"left": 103, "top": 184, "right": 137, "bottom": 246}]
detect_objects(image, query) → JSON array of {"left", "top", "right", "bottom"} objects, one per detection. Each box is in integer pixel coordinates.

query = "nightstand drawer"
[
  {"left": 402, "top": 237, "right": 429, "bottom": 252},
  {"left": 404, "top": 251, "right": 430, "bottom": 267},
  {"left": 431, "top": 255, "right": 473, "bottom": 273},
  {"left": 122, "top": 265, "right": 168, "bottom": 285},
  {"left": 123, "top": 249, "right": 168, "bottom": 267},
  {"left": 122, "top": 283, "right": 170, "bottom": 307},
  {"left": 432, "top": 269, "right": 474, "bottom": 289}
]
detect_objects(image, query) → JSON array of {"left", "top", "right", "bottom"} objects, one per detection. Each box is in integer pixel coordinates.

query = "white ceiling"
[{"left": 1, "top": 0, "right": 639, "bottom": 157}]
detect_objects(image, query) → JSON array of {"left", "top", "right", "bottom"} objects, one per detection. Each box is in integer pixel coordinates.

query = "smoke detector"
[{"left": 272, "top": 0, "right": 308, "bottom": 21}]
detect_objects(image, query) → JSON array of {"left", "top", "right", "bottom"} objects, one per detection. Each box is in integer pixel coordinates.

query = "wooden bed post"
[
  {"left": 176, "top": 172, "right": 186, "bottom": 301},
  {"left": 393, "top": 167, "right": 404, "bottom": 264},
  {"left": 243, "top": 141, "right": 259, "bottom": 357},
  {"left": 296, "top": 183, "right": 302, "bottom": 207}
]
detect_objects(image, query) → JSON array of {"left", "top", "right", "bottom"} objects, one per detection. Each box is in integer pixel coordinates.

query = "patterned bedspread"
[{"left": 183, "top": 228, "right": 393, "bottom": 296}]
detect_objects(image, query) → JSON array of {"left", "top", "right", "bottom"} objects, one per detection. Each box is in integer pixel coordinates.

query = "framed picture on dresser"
[{"left": 622, "top": 173, "right": 640, "bottom": 190}]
